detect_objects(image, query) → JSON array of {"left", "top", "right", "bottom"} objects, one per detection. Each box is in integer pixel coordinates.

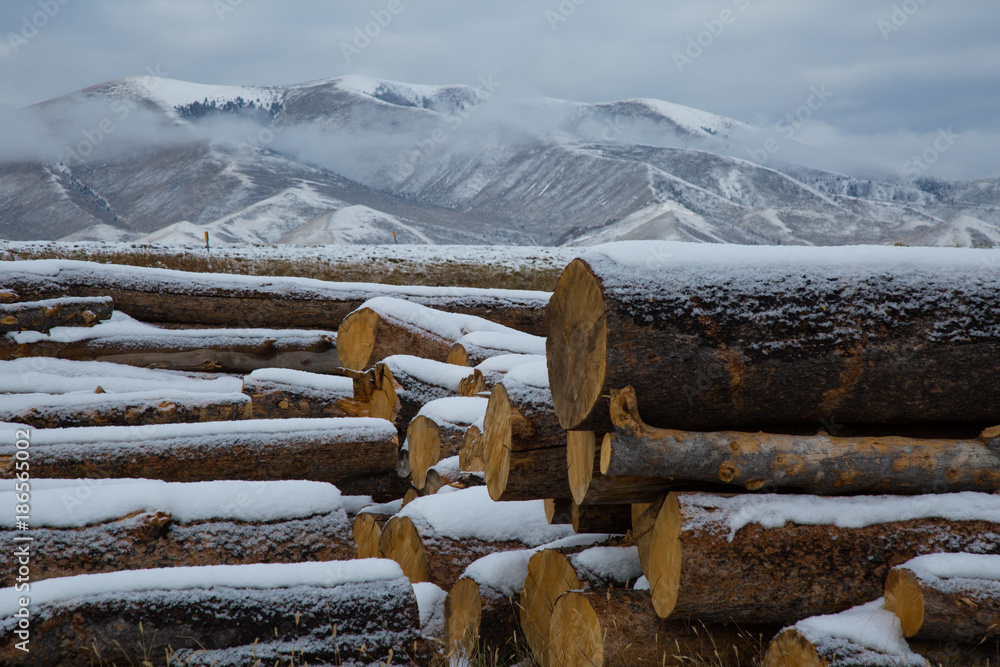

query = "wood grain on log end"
[
  {"left": 446, "top": 576, "right": 483, "bottom": 658},
  {"left": 484, "top": 383, "right": 515, "bottom": 500},
  {"left": 337, "top": 306, "right": 379, "bottom": 370},
  {"left": 459, "top": 425, "right": 484, "bottom": 472},
  {"left": 379, "top": 515, "right": 430, "bottom": 584},
  {"left": 447, "top": 343, "right": 470, "bottom": 366},
  {"left": 459, "top": 368, "right": 487, "bottom": 396},
  {"left": 408, "top": 415, "right": 441, "bottom": 490},
  {"left": 521, "top": 549, "right": 582, "bottom": 667},
  {"left": 762, "top": 629, "right": 827, "bottom": 667},
  {"left": 548, "top": 590, "right": 603, "bottom": 667},
  {"left": 568, "top": 430, "right": 597, "bottom": 505},
  {"left": 885, "top": 567, "right": 925, "bottom": 637},
  {"left": 647, "top": 493, "right": 683, "bottom": 618},
  {"left": 402, "top": 488, "right": 419, "bottom": 507},
  {"left": 545, "top": 498, "right": 573, "bottom": 525},
  {"left": 352, "top": 512, "right": 384, "bottom": 559},
  {"left": 546, "top": 258, "right": 607, "bottom": 431}
]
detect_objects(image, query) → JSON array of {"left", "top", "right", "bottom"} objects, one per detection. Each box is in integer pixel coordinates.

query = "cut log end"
[
  {"left": 567, "top": 430, "right": 597, "bottom": 505},
  {"left": 445, "top": 577, "right": 483, "bottom": 658},
  {"left": 521, "top": 549, "right": 582, "bottom": 667},
  {"left": 884, "top": 567, "right": 925, "bottom": 638},
  {"left": 545, "top": 498, "right": 573, "bottom": 525},
  {"left": 337, "top": 307, "right": 379, "bottom": 370},
  {"left": 484, "top": 383, "right": 513, "bottom": 500},
  {"left": 459, "top": 425, "right": 484, "bottom": 472},
  {"left": 548, "top": 591, "right": 603, "bottom": 667},
  {"left": 352, "top": 513, "right": 383, "bottom": 560},
  {"left": 762, "top": 629, "right": 827, "bottom": 667},
  {"left": 407, "top": 415, "right": 441, "bottom": 490},
  {"left": 378, "top": 515, "right": 430, "bottom": 584},
  {"left": 546, "top": 257, "right": 607, "bottom": 431},
  {"left": 647, "top": 493, "right": 683, "bottom": 618},
  {"left": 458, "top": 369, "right": 487, "bottom": 397},
  {"left": 446, "top": 343, "right": 470, "bottom": 367}
]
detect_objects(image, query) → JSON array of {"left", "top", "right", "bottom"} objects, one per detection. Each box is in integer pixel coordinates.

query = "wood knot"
[{"left": 717, "top": 462, "right": 738, "bottom": 483}]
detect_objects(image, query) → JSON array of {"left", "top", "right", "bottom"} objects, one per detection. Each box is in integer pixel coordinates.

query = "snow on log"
[
  {"left": 0, "top": 289, "right": 17, "bottom": 303},
  {"left": 547, "top": 242, "right": 1000, "bottom": 431},
  {"left": 642, "top": 492, "right": 1000, "bottom": 625},
  {"left": 0, "top": 312, "right": 339, "bottom": 374},
  {"left": 0, "top": 390, "right": 250, "bottom": 429},
  {"left": 483, "top": 361, "right": 570, "bottom": 501},
  {"left": 603, "top": 386, "right": 1000, "bottom": 498},
  {"left": 0, "top": 418, "right": 404, "bottom": 500},
  {"left": 377, "top": 486, "right": 576, "bottom": 589},
  {"left": 241, "top": 367, "right": 355, "bottom": 419},
  {"left": 0, "top": 258, "right": 549, "bottom": 333},
  {"left": 0, "top": 560, "right": 422, "bottom": 666},
  {"left": 422, "top": 456, "right": 485, "bottom": 496},
  {"left": 885, "top": 553, "right": 1000, "bottom": 642},
  {"left": 0, "top": 479, "right": 353, "bottom": 583},
  {"left": 337, "top": 296, "right": 532, "bottom": 370},
  {"left": 447, "top": 330, "right": 547, "bottom": 367},
  {"left": 763, "top": 599, "right": 928, "bottom": 667},
  {"left": 549, "top": 588, "right": 777, "bottom": 667},
  {"left": 381, "top": 355, "right": 481, "bottom": 435},
  {"left": 407, "top": 396, "right": 489, "bottom": 490},
  {"left": 0, "top": 358, "right": 244, "bottom": 395},
  {"left": 0, "top": 296, "right": 113, "bottom": 333}
]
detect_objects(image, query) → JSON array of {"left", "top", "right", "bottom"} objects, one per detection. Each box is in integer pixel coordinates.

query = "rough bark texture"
[
  {"left": 242, "top": 376, "right": 355, "bottom": 419},
  {"left": 547, "top": 255, "right": 1000, "bottom": 432},
  {"left": 885, "top": 565, "right": 1000, "bottom": 641},
  {"left": 1, "top": 259, "right": 548, "bottom": 333},
  {"left": 0, "top": 331, "right": 340, "bottom": 374},
  {"left": 0, "top": 296, "right": 113, "bottom": 332},
  {"left": 0, "top": 577, "right": 422, "bottom": 666},
  {"left": 0, "top": 289, "right": 17, "bottom": 303},
  {"left": 645, "top": 492, "right": 1000, "bottom": 625},
  {"left": 572, "top": 502, "right": 633, "bottom": 534},
  {"left": 0, "top": 392, "right": 251, "bottom": 429},
  {"left": 550, "top": 589, "right": 778, "bottom": 667},
  {"left": 1, "top": 511, "right": 354, "bottom": 584},
  {"left": 445, "top": 576, "right": 520, "bottom": 660},
  {"left": 604, "top": 386, "right": 1000, "bottom": 496}
]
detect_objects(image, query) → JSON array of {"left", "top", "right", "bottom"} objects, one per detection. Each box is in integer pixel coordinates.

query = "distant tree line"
[{"left": 175, "top": 97, "right": 284, "bottom": 123}]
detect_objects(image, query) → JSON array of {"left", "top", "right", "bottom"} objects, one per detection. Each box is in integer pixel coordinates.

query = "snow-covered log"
[
  {"left": 0, "top": 296, "right": 112, "bottom": 333},
  {"left": 0, "top": 289, "right": 17, "bottom": 304},
  {"left": 885, "top": 553, "right": 1000, "bottom": 642},
  {"left": 602, "top": 386, "right": 1000, "bottom": 498},
  {"left": 447, "top": 330, "right": 546, "bottom": 367},
  {"left": 641, "top": 492, "right": 1000, "bottom": 624},
  {"left": 763, "top": 599, "right": 928, "bottom": 667},
  {"left": 376, "top": 486, "right": 576, "bottom": 589},
  {"left": 547, "top": 242, "right": 1000, "bottom": 431},
  {"left": 338, "top": 297, "right": 536, "bottom": 370},
  {"left": 483, "top": 361, "right": 570, "bottom": 501},
  {"left": 241, "top": 367, "right": 355, "bottom": 419},
  {"left": 406, "top": 397, "right": 488, "bottom": 490},
  {"left": 0, "top": 258, "right": 549, "bottom": 333},
  {"left": 0, "top": 560, "right": 422, "bottom": 666},
  {"left": 0, "top": 418, "right": 404, "bottom": 500},
  {"left": 0, "top": 358, "right": 243, "bottom": 395},
  {"left": 422, "top": 456, "right": 485, "bottom": 496},
  {"left": 380, "top": 355, "right": 481, "bottom": 435},
  {"left": 0, "top": 479, "right": 353, "bottom": 583},
  {"left": 0, "top": 312, "right": 339, "bottom": 374}
]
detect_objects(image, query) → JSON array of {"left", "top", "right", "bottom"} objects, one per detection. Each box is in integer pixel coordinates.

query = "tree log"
[
  {"left": 423, "top": 457, "right": 486, "bottom": 496},
  {"left": 546, "top": 498, "right": 574, "bottom": 524},
  {"left": 546, "top": 247, "right": 1000, "bottom": 432},
  {"left": 446, "top": 575, "right": 522, "bottom": 661},
  {"left": 241, "top": 368, "right": 355, "bottom": 419},
  {"left": 0, "top": 389, "right": 250, "bottom": 429},
  {"left": 483, "top": 365, "right": 569, "bottom": 501},
  {"left": 458, "top": 424, "right": 485, "bottom": 472},
  {"left": 379, "top": 355, "right": 480, "bottom": 435},
  {"left": 568, "top": 429, "right": 678, "bottom": 505},
  {"left": 0, "top": 289, "right": 17, "bottom": 303},
  {"left": 0, "top": 314, "right": 340, "bottom": 374},
  {"left": 447, "top": 330, "right": 547, "bottom": 367},
  {"left": 0, "top": 560, "right": 421, "bottom": 666},
  {"left": 572, "top": 502, "right": 633, "bottom": 534},
  {"left": 338, "top": 296, "right": 538, "bottom": 370},
  {"left": 885, "top": 554, "right": 1000, "bottom": 641},
  {"left": 549, "top": 588, "right": 778, "bottom": 667},
  {"left": 406, "top": 397, "right": 489, "bottom": 490},
  {"left": 353, "top": 512, "right": 387, "bottom": 559},
  {"left": 0, "top": 418, "right": 405, "bottom": 500},
  {"left": 1, "top": 258, "right": 549, "bottom": 333},
  {"left": 643, "top": 491, "right": 1000, "bottom": 625},
  {"left": 0, "top": 296, "right": 113, "bottom": 332},
  {"left": 603, "top": 386, "right": 1000, "bottom": 497}
]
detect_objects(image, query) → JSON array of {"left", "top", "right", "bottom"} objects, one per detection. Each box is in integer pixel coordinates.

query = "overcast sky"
[{"left": 2, "top": 0, "right": 999, "bottom": 178}]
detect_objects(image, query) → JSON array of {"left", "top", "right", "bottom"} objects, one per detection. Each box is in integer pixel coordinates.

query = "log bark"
[
  {"left": 549, "top": 589, "right": 778, "bottom": 667},
  {"left": 546, "top": 498, "right": 574, "bottom": 524},
  {"left": 1, "top": 258, "right": 548, "bottom": 333},
  {"left": 483, "top": 378, "right": 568, "bottom": 501},
  {"left": 568, "top": 429, "right": 681, "bottom": 505},
  {"left": 885, "top": 556, "right": 1000, "bottom": 641},
  {"left": 603, "top": 386, "right": 1000, "bottom": 497},
  {"left": 241, "top": 369, "right": 355, "bottom": 419},
  {"left": 571, "top": 502, "right": 633, "bottom": 534},
  {"left": 338, "top": 297, "right": 538, "bottom": 370},
  {"left": 0, "top": 296, "right": 113, "bottom": 332},
  {"left": 447, "top": 330, "right": 547, "bottom": 367},
  {"left": 406, "top": 396, "right": 489, "bottom": 490},
  {"left": 0, "top": 564, "right": 422, "bottom": 666},
  {"left": 0, "top": 390, "right": 250, "bottom": 429},
  {"left": 643, "top": 492, "right": 1000, "bottom": 625},
  {"left": 546, "top": 251, "right": 1000, "bottom": 432},
  {"left": 0, "top": 418, "right": 405, "bottom": 501}
]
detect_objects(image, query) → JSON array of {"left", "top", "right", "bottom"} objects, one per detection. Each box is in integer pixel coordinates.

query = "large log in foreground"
[
  {"left": 0, "top": 480, "right": 353, "bottom": 583},
  {"left": 885, "top": 553, "right": 1000, "bottom": 642},
  {"left": 0, "top": 258, "right": 549, "bottom": 333},
  {"left": 546, "top": 243, "right": 1000, "bottom": 431},
  {"left": 603, "top": 386, "right": 1000, "bottom": 497},
  {"left": 0, "top": 418, "right": 404, "bottom": 500},
  {"left": 641, "top": 492, "right": 1000, "bottom": 625},
  {"left": 0, "top": 296, "right": 113, "bottom": 332},
  {"left": 0, "top": 560, "right": 422, "bottom": 666}
]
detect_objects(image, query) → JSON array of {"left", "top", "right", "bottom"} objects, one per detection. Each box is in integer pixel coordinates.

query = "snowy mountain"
[{"left": 1, "top": 74, "right": 998, "bottom": 247}]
